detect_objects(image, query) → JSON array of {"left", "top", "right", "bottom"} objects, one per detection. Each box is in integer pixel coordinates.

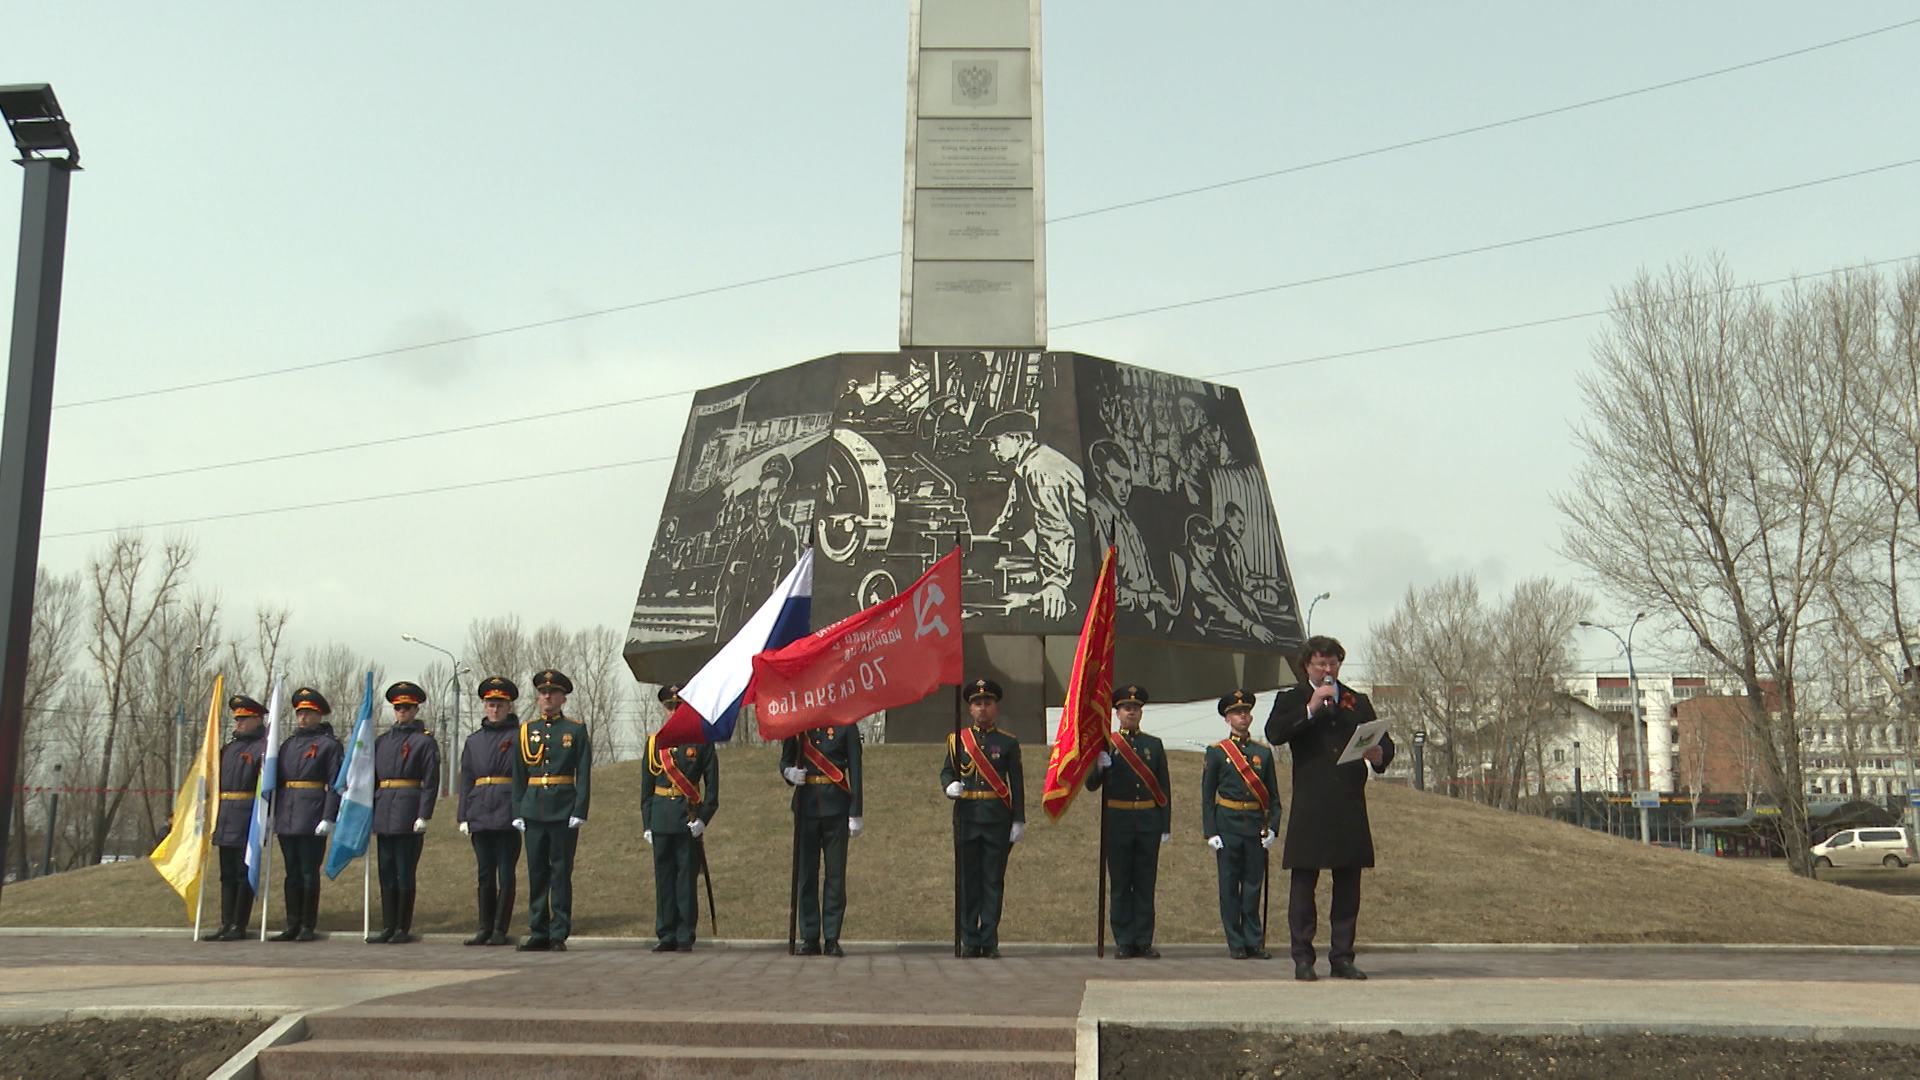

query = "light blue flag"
[
  {"left": 243, "top": 674, "right": 285, "bottom": 892},
  {"left": 323, "top": 671, "right": 377, "bottom": 880}
]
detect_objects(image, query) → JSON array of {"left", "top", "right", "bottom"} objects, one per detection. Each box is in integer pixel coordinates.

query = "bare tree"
[
  {"left": 1486, "top": 578, "right": 1590, "bottom": 811},
  {"left": 1369, "top": 574, "right": 1491, "bottom": 798},
  {"left": 10, "top": 568, "right": 82, "bottom": 879},
  {"left": 466, "top": 615, "right": 531, "bottom": 688}
]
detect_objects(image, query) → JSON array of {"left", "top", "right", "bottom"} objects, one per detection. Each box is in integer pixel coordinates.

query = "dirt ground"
[
  {"left": 0, "top": 1017, "right": 268, "bottom": 1080},
  {"left": 1100, "top": 1027, "right": 1920, "bottom": 1079}
]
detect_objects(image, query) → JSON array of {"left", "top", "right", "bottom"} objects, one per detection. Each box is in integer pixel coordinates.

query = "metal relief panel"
[
  {"left": 917, "top": 50, "right": 1033, "bottom": 119},
  {"left": 919, "top": 0, "right": 1031, "bottom": 47}
]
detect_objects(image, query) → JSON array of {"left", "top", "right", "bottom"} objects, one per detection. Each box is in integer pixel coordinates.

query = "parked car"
[{"left": 1811, "top": 827, "right": 1915, "bottom": 869}]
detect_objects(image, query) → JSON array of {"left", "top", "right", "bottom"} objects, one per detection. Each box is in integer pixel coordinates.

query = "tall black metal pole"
[
  {"left": 0, "top": 146, "right": 76, "bottom": 904},
  {"left": 39, "top": 762, "right": 59, "bottom": 876}
]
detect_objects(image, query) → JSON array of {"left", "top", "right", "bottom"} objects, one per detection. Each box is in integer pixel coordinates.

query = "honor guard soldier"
[
  {"left": 642, "top": 684, "right": 718, "bottom": 953},
  {"left": 1201, "top": 689, "right": 1281, "bottom": 959},
  {"left": 272, "top": 687, "right": 343, "bottom": 941},
  {"left": 511, "top": 669, "right": 592, "bottom": 952},
  {"left": 458, "top": 676, "right": 522, "bottom": 946},
  {"left": 1085, "top": 684, "right": 1170, "bottom": 959},
  {"left": 207, "top": 695, "right": 269, "bottom": 942},
  {"left": 941, "top": 677, "right": 1024, "bottom": 958},
  {"left": 780, "top": 715, "right": 864, "bottom": 956},
  {"left": 368, "top": 681, "right": 440, "bottom": 944}
]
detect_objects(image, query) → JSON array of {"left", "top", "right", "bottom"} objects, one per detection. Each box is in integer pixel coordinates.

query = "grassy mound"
[{"left": 5, "top": 744, "right": 1916, "bottom": 944}]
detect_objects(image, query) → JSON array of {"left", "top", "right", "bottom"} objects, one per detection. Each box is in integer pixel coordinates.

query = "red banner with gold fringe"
[{"left": 1042, "top": 546, "right": 1117, "bottom": 821}]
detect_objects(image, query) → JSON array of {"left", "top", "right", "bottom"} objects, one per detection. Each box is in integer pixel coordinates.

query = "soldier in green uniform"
[
  {"left": 641, "top": 684, "right": 718, "bottom": 953},
  {"left": 941, "top": 677, "right": 1024, "bottom": 959},
  {"left": 781, "top": 720, "right": 863, "bottom": 956},
  {"left": 1201, "top": 689, "right": 1281, "bottom": 959},
  {"left": 510, "top": 669, "right": 592, "bottom": 953},
  {"left": 1084, "top": 684, "right": 1171, "bottom": 958}
]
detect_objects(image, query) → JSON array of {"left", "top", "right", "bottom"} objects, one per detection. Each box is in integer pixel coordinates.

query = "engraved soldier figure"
[
  {"left": 271, "top": 687, "right": 342, "bottom": 942},
  {"left": 207, "top": 694, "right": 268, "bottom": 942},
  {"left": 510, "top": 669, "right": 592, "bottom": 952},
  {"left": 781, "top": 720, "right": 864, "bottom": 956},
  {"left": 977, "top": 412, "right": 1087, "bottom": 621},
  {"left": 368, "top": 681, "right": 440, "bottom": 944},
  {"left": 941, "top": 677, "right": 1025, "bottom": 958},
  {"left": 1201, "top": 690, "right": 1281, "bottom": 960},
  {"left": 1085, "top": 684, "right": 1171, "bottom": 958},
  {"left": 458, "top": 676, "right": 523, "bottom": 946},
  {"left": 642, "top": 685, "right": 718, "bottom": 953}
]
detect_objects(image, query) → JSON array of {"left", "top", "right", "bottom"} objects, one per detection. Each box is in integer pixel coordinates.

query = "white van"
[{"left": 1811, "top": 827, "right": 1915, "bottom": 869}]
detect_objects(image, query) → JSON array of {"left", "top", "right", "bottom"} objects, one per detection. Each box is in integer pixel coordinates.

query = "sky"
[{"left": 3, "top": 3, "right": 1916, "bottom": 698}]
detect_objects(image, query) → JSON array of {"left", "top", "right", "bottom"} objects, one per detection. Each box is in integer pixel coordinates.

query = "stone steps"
[{"left": 255, "top": 1006, "right": 1077, "bottom": 1079}]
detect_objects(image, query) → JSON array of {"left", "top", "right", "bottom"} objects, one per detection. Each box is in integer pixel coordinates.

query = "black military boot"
[
  {"left": 466, "top": 885, "right": 496, "bottom": 946},
  {"left": 369, "top": 889, "right": 397, "bottom": 943},
  {"left": 489, "top": 883, "right": 515, "bottom": 946},
  {"left": 390, "top": 889, "right": 417, "bottom": 944},
  {"left": 207, "top": 881, "right": 236, "bottom": 942},
  {"left": 231, "top": 886, "right": 256, "bottom": 942},
  {"left": 270, "top": 884, "right": 302, "bottom": 941},
  {"left": 295, "top": 885, "right": 321, "bottom": 941}
]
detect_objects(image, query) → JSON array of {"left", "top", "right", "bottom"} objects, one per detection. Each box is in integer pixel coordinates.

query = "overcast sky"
[{"left": 3, "top": 3, "right": 1916, "bottom": 695}]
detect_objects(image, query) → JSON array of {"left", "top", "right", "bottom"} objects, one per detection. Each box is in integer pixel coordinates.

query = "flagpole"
[
  {"left": 1096, "top": 776, "right": 1108, "bottom": 958},
  {"left": 786, "top": 791, "right": 802, "bottom": 955},
  {"left": 950, "top": 533, "right": 965, "bottom": 959},
  {"left": 257, "top": 832, "right": 272, "bottom": 942},
  {"left": 362, "top": 849, "right": 371, "bottom": 941},
  {"left": 697, "top": 836, "right": 718, "bottom": 937}
]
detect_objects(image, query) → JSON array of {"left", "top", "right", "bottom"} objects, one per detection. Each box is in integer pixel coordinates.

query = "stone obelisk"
[{"left": 899, "top": 0, "right": 1046, "bottom": 348}]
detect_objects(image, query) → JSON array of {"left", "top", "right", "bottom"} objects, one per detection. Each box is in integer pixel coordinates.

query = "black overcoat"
[
  {"left": 273, "top": 723, "right": 343, "bottom": 835},
  {"left": 1265, "top": 681, "right": 1395, "bottom": 869},
  {"left": 370, "top": 720, "right": 441, "bottom": 835},
  {"left": 211, "top": 727, "right": 267, "bottom": 847}
]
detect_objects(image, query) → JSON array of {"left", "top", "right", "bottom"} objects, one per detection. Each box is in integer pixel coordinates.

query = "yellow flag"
[{"left": 150, "top": 675, "right": 223, "bottom": 922}]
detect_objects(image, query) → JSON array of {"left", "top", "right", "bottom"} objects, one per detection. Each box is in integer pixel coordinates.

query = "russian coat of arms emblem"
[{"left": 953, "top": 60, "right": 998, "bottom": 106}]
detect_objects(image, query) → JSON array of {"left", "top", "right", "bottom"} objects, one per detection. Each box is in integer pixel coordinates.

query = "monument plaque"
[
  {"left": 917, "top": 119, "right": 1032, "bottom": 187},
  {"left": 914, "top": 190, "right": 1034, "bottom": 260}
]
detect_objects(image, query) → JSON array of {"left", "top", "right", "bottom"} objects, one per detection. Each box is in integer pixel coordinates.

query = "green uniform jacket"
[
  {"left": 641, "top": 735, "right": 719, "bottom": 834},
  {"left": 941, "top": 725, "right": 1024, "bottom": 824},
  {"left": 510, "top": 713, "right": 592, "bottom": 823},
  {"left": 1200, "top": 735, "right": 1281, "bottom": 838},
  {"left": 780, "top": 726, "right": 862, "bottom": 818},
  {"left": 1085, "top": 729, "right": 1172, "bottom": 835}
]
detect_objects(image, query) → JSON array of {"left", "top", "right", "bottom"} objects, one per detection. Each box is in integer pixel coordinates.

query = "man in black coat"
[
  {"left": 271, "top": 687, "right": 342, "bottom": 942},
  {"left": 208, "top": 694, "right": 268, "bottom": 942},
  {"left": 458, "top": 676, "right": 522, "bottom": 946},
  {"left": 369, "top": 681, "right": 440, "bottom": 944},
  {"left": 1265, "top": 635, "right": 1395, "bottom": 981},
  {"left": 642, "top": 684, "right": 716, "bottom": 953},
  {"left": 780, "top": 715, "right": 863, "bottom": 956},
  {"left": 1084, "top": 684, "right": 1172, "bottom": 958}
]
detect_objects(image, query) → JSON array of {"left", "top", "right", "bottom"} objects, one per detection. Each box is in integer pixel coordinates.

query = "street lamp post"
[
  {"left": 401, "top": 634, "right": 464, "bottom": 795},
  {"left": 1581, "top": 614, "right": 1651, "bottom": 845},
  {"left": 1573, "top": 739, "right": 1584, "bottom": 829},
  {"left": 1306, "top": 592, "right": 1331, "bottom": 637},
  {"left": 40, "top": 761, "right": 59, "bottom": 877},
  {"left": 1412, "top": 730, "right": 1427, "bottom": 792},
  {"left": 0, "top": 85, "right": 79, "bottom": 901}
]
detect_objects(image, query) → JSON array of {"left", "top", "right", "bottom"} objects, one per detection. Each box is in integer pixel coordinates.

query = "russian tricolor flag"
[{"left": 656, "top": 548, "right": 813, "bottom": 746}]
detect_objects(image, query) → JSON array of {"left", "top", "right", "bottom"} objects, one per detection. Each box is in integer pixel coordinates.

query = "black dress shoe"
[
  {"left": 203, "top": 926, "right": 232, "bottom": 943},
  {"left": 550, "top": 940, "right": 567, "bottom": 952},
  {"left": 1229, "top": 946, "right": 1248, "bottom": 960},
  {"left": 517, "top": 937, "right": 551, "bottom": 952},
  {"left": 650, "top": 940, "right": 678, "bottom": 953},
  {"left": 823, "top": 940, "right": 844, "bottom": 957},
  {"left": 799, "top": 940, "right": 822, "bottom": 956},
  {"left": 1113, "top": 945, "right": 1135, "bottom": 959},
  {"left": 1294, "top": 962, "right": 1319, "bottom": 981},
  {"left": 962, "top": 946, "right": 982, "bottom": 958},
  {"left": 1137, "top": 946, "right": 1161, "bottom": 959},
  {"left": 295, "top": 927, "right": 318, "bottom": 942},
  {"left": 1329, "top": 960, "right": 1368, "bottom": 980},
  {"left": 367, "top": 927, "right": 395, "bottom": 945},
  {"left": 982, "top": 946, "right": 1001, "bottom": 959}
]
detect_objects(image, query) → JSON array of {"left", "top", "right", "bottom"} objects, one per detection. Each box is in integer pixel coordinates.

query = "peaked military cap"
[
  {"left": 291, "top": 687, "right": 332, "bottom": 715},
  {"left": 657, "top": 684, "right": 684, "bottom": 707},
  {"left": 533, "top": 668, "right": 574, "bottom": 694},
  {"left": 227, "top": 694, "right": 266, "bottom": 718},
  {"left": 477, "top": 676, "right": 519, "bottom": 701},
  {"left": 385, "top": 681, "right": 426, "bottom": 707},
  {"left": 965, "top": 677, "right": 1004, "bottom": 703},
  {"left": 760, "top": 453, "right": 792, "bottom": 484},
  {"left": 976, "top": 411, "right": 1038, "bottom": 441},
  {"left": 1114, "top": 684, "right": 1150, "bottom": 707},
  {"left": 1217, "top": 689, "right": 1257, "bottom": 716}
]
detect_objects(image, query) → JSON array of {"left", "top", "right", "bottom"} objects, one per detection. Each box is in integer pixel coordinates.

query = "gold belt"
[
  {"left": 960, "top": 790, "right": 1002, "bottom": 800},
  {"left": 378, "top": 779, "right": 423, "bottom": 789},
  {"left": 219, "top": 792, "right": 253, "bottom": 801},
  {"left": 653, "top": 785, "right": 695, "bottom": 797},
  {"left": 283, "top": 781, "right": 325, "bottom": 790},
  {"left": 1215, "top": 796, "right": 1263, "bottom": 812},
  {"left": 804, "top": 775, "right": 842, "bottom": 786},
  {"left": 472, "top": 776, "right": 511, "bottom": 786},
  {"left": 1107, "top": 798, "right": 1158, "bottom": 810},
  {"left": 527, "top": 775, "right": 575, "bottom": 787}
]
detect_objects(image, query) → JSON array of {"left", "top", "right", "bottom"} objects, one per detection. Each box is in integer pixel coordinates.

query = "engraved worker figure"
[
  {"left": 1178, "top": 515, "right": 1275, "bottom": 644},
  {"left": 1175, "top": 393, "right": 1235, "bottom": 505},
  {"left": 1087, "top": 439, "right": 1175, "bottom": 628},
  {"left": 976, "top": 411, "right": 1087, "bottom": 621},
  {"left": 715, "top": 453, "right": 800, "bottom": 631}
]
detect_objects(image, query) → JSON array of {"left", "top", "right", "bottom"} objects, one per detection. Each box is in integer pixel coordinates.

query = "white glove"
[
  {"left": 944, "top": 781, "right": 964, "bottom": 799},
  {"left": 1009, "top": 822, "right": 1024, "bottom": 844},
  {"left": 1261, "top": 830, "right": 1276, "bottom": 850},
  {"left": 783, "top": 766, "right": 808, "bottom": 785},
  {"left": 1207, "top": 835, "right": 1223, "bottom": 851},
  {"left": 568, "top": 816, "right": 584, "bottom": 829},
  {"left": 412, "top": 817, "right": 428, "bottom": 834},
  {"left": 314, "top": 820, "right": 332, "bottom": 837},
  {"left": 689, "top": 818, "right": 707, "bottom": 838},
  {"left": 511, "top": 818, "right": 526, "bottom": 832},
  {"left": 848, "top": 816, "right": 864, "bottom": 838},
  {"left": 1096, "top": 751, "right": 1112, "bottom": 769},
  {"left": 1160, "top": 832, "right": 1172, "bottom": 844},
  {"left": 458, "top": 821, "right": 471, "bottom": 836},
  {"left": 643, "top": 829, "right": 654, "bottom": 844}
]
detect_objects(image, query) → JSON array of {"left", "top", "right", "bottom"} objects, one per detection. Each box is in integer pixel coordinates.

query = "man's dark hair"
[
  {"left": 1087, "top": 439, "right": 1131, "bottom": 476},
  {"left": 1301, "top": 635, "right": 1346, "bottom": 672}
]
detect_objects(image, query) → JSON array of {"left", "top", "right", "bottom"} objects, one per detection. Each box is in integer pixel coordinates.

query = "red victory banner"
[
  {"left": 751, "top": 549, "right": 963, "bottom": 741},
  {"left": 1042, "top": 546, "right": 1117, "bottom": 822}
]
